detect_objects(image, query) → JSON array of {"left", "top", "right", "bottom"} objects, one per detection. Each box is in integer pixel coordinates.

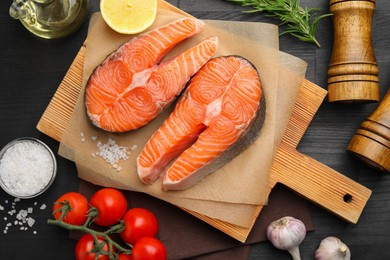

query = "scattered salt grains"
[
  {"left": 93, "top": 138, "right": 129, "bottom": 171},
  {"left": 1, "top": 199, "right": 47, "bottom": 235},
  {"left": 80, "top": 133, "right": 137, "bottom": 171}
]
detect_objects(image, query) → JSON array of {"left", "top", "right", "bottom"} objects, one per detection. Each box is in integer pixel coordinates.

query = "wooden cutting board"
[{"left": 36, "top": 1, "right": 371, "bottom": 242}]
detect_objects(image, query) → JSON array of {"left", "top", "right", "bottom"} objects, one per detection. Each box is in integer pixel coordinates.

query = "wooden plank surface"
[{"left": 36, "top": 1, "right": 371, "bottom": 242}]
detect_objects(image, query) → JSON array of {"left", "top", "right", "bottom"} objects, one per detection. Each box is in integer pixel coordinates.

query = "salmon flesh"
[
  {"left": 137, "top": 56, "right": 266, "bottom": 191},
  {"left": 85, "top": 18, "right": 218, "bottom": 132}
]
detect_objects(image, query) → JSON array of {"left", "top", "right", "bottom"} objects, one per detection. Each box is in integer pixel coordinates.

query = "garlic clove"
[
  {"left": 266, "top": 216, "right": 306, "bottom": 260},
  {"left": 315, "top": 236, "right": 351, "bottom": 260}
]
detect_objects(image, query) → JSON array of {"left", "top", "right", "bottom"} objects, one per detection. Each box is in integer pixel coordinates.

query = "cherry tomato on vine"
[
  {"left": 75, "top": 234, "right": 110, "bottom": 260},
  {"left": 120, "top": 208, "right": 158, "bottom": 245},
  {"left": 52, "top": 192, "right": 89, "bottom": 225},
  {"left": 131, "top": 236, "right": 167, "bottom": 260},
  {"left": 89, "top": 188, "right": 128, "bottom": 227}
]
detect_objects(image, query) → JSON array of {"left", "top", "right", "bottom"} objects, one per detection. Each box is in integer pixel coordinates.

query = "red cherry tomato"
[
  {"left": 53, "top": 192, "right": 89, "bottom": 225},
  {"left": 131, "top": 236, "right": 167, "bottom": 260},
  {"left": 75, "top": 234, "right": 110, "bottom": 260},
  {"left": 118, "top": 253, "right": 132, "bottom": 260},
  {"left": 89, "top": 188, "right": 128, "bottom": 227},
  {"left": 120, "top": 208, "right": 158, "bottom": 245}
]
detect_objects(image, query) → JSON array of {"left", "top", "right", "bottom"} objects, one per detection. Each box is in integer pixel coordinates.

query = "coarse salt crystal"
[
  {"left": 0, "top": 140, "right": 54, "bottom": 197},
  {"left": 27, "top": 217, "right": 35, "bottom": 227},
  {"left": 19, "top": 209, "right": 28, "bottom": 218}
]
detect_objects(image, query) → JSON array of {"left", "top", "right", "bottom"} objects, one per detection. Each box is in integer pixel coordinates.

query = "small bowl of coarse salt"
[{"left": 0, "top": 137, "right": 57, "bottom": 199}]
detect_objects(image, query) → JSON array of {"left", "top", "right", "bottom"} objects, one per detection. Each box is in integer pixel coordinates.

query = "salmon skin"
[
  {"left": 85, "top": 18, "right": 218, "bottom": 132},
  {"left": 137, "top": 55, "right": 266, "bottom": 191}
]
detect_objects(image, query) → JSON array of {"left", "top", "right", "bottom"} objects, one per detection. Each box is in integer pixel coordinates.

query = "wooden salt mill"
[
  {"left": 348, "top": 88, "right": 390, "bottom": 173},
  {"left": 328, "top": 0, "right": 379, "bottom": 103}
]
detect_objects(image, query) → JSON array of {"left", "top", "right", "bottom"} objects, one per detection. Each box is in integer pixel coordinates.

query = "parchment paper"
[
  {"left": 59, "top": 7, "right": 306, "bottom": 228},
  {"left": 61, "top": 9, "right": 279, "bottom": 204}
]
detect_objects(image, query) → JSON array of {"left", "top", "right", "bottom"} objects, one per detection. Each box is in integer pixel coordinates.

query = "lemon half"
[{"left": 100, "top": 0, "right": 158, "bottom": 34}]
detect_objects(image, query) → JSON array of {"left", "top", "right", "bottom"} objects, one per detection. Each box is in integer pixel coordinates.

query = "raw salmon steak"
[
  {"left": 85, "top": 18, "right": 218, "bottom": 132},
  {"left": 137, "top": 56, "right": 266, "bottom": 190}
]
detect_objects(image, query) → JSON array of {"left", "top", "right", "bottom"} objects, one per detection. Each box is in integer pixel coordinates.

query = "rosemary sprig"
[{"left": 226, "top": 0, "right": 332, "bottom": 47}]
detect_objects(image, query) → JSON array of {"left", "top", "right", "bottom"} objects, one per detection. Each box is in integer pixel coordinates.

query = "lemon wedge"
[{"left": 100, "top": 0, "right": 158, "bottom": 34}]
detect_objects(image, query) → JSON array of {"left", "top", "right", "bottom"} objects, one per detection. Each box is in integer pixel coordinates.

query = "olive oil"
[{"left": 9, "top": 0, "right": 89, "bottom": 39}]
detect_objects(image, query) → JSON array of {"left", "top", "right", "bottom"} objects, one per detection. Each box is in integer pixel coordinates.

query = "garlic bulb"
[
  {"left": 315, "top": 236, "right": 351, "bottom": 260},
  {"left": 266, "top": 216, "right": 306, "bottom": 260}
]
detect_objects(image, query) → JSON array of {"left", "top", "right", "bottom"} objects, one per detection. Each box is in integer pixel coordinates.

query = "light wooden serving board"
[{"left": 37, "top": 1, "right": 371, "bottom": 242}]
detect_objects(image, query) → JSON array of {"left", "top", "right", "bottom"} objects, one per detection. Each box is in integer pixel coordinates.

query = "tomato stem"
[
  {"left": 47, "top": 218, "right": 132, "bottom": 258},
  {"left": 52, "top": 200, "right": 72, "bottom": 222},
  {"left": 104, "top": 220, "right": 125, "bottom": 235}
]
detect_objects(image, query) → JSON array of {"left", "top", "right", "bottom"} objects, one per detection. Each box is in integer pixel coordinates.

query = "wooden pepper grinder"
[
  {"left": 347, "top": 88, "right": 390, "bottom": 173},
  {"left": 328, "top": 0, "right": 379, "bottom": 103}
]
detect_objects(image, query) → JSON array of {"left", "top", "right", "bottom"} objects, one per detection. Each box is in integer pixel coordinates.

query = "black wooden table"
[{"left": 0, "top": 0, "right": 389, "bottom": 259}]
